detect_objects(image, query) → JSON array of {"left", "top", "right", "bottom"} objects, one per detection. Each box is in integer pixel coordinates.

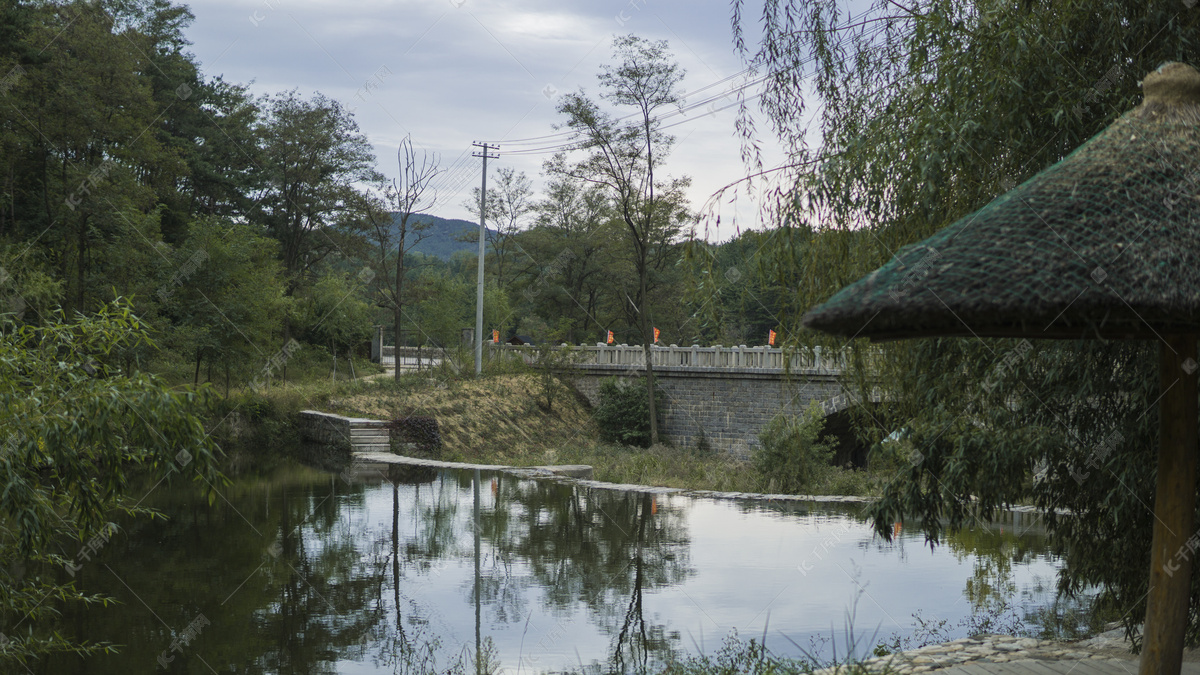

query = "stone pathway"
[
  {"left": 351, "top": 451, "right": 871, "bottom": 502},
  {"left": 821, "top": 630, "right": 1200, "bottom": 675}
]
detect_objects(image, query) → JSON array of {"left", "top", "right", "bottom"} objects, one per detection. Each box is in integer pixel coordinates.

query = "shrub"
[
  {"left": 754, "top": 401, "right": 836, "bottom": 493},
  {"left": 388, "top": 414, "right": 442, "bottom": 457},
  {"left": 593, "top": 377, "right": 664, "bottom": 448}
]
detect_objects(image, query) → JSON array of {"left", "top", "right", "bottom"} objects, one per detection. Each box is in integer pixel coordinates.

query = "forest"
[{"left": 0, "top": 0, "right": 786, "bottom": 395}]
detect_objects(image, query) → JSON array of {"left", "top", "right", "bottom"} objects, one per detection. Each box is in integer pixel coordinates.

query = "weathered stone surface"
[
  {"left": 299, "top": 410, "right": 387, "bottom": 451},
  {"left": 531, "top": 465, "right": 594, "bottom": 479},
  {"left": 572, "top": 367, "right": 847, "bottom": 454},
  {"left": 809, "top": 631, "right": 1141, "bottom": 675}
]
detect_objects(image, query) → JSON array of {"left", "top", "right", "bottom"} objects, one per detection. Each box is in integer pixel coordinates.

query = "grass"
[
  {"left": 325, "top": 366, "right": 889, "bottom": 496},
  {"left": 173, "top": 345, "right": 889, "bottom": 497}
]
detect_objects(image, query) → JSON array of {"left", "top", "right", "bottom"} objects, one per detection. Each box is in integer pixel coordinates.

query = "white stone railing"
[
  {"left": 491, "top": 343, "right": 851, "bottom": 372},
  {"left": 378, "top": 346, "right": 448, "bottom": 368}
]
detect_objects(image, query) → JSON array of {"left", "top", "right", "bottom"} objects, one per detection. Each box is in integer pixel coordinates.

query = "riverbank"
[
  {"left": 214, "top": 367, "right": 890, "bottom": 496},
  {"left": 851, "top": 633, "right": 1134, "bottom": 675},
  {"left": 352, "top": 450, "right": 871, "bottom": 503},
  {"left": 326, "top": 371, "right": 890, "bottom": 496},
  {"left": 823, "top": 624, "right": 1200, "bottom": 675}
]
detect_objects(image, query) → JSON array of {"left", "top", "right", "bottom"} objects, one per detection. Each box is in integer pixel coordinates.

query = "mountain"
[{"left": 388, "top": 213, "right": 496, "bottom": 260}]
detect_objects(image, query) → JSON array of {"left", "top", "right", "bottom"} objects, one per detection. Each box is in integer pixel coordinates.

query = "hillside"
[
  {"left": 338, "top": 374, "right": 597, "bottom": 461},
  {"left": 391, "top": 213, "right": 497, "bottom": 260}
]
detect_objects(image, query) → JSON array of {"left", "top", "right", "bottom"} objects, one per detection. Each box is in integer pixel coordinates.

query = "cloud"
[{"left": 185, "top": 0, "right": 789, "bottom": 239}]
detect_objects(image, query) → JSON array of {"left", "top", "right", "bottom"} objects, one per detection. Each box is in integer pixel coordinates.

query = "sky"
[{"left": 182, "top": 0, "right": 794, "bottom": 242}]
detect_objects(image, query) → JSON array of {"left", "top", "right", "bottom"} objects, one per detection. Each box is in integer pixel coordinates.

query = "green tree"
[
  {"left": 297, "top": 269, "right": 374, "bottom": 379},
  {"left": 512, "top": 177, "right": 616, "bottom": 343},
  {"left": 159, "top": 216, "right": 287, "bottom": 391},
  {"left": 255, "top": 90, "right": 380, "bottom": 291},
  {"left": 3, "top": 1, "right": 172, "bottom": 314},
  {"left": 464, "top": 166, "right": 535, "bottom": 293},
  {"left": 412, "top": 268, "right": 470, "bottom": 348},
  {"left": 733, "top": 0, "right": 1200, "bottom": 642},
  {"left": 753, "top": 402, "right": 836, "bottom": 493},
  {"left": 0, "top": 300, "right": 220, "bottom": 668},
  {"left": 549, "top": 36, "right": 693, "bottom": 444}
]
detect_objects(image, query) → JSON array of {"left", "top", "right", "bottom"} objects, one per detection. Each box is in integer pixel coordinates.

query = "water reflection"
[{"left": 47, "top": 458, "right": 1064, "bottom": 675}]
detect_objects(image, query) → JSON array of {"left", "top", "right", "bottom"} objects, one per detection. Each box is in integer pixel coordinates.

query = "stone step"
[
  {"left": 353, "top": 443, "right": 391, "bottom": 452},
  {"left": 350, "top": 429, "right": 389, "bottom": 437}
]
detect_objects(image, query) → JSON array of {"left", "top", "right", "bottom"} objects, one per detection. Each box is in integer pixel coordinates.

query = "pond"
[{"left": 50, "top": 456, "right": 1067, "bottom": 674}]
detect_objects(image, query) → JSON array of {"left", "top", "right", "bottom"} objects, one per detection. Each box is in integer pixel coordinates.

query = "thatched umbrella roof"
[
  {"left": 803, "top": 62, "right": 1200, "bottom": 340},
  {"left": 801, "top": 63, "right": 1200, "bottom": 675}
]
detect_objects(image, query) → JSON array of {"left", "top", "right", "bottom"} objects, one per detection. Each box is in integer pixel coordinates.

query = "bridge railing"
[
  {"left": 379, "top": 345, "right": 450, "bottom": 368},
  {"left": 490, "top": 343, "right": 851, "bottom": 372}
]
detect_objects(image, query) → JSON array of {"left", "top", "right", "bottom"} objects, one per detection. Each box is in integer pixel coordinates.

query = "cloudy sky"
[{"left": 183, "top": 0, "right": 796, "bottom": 241}]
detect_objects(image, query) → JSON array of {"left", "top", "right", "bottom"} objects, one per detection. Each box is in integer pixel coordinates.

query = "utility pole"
[{"left": 471, "top": 142, "right": 499, "bottom": 376}]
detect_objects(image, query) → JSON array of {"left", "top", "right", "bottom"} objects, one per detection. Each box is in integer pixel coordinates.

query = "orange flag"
[
  {"left": 492, "top": 329, "right": 500, "bottom": 343},
  {"left": 607, "top": 330, "right": 614, "bottom": 344},
  {"left": 768, "top": 329, "right": 777, "bottom": 346},
  {"left": 653, "top": 327, "right": 660, "bottom": 343}
]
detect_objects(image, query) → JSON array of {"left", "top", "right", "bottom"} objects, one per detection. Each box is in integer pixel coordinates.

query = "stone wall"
[
  {"left": 298, "top": 411, "right": 388, "bottom": 451},
  {"left": 571, "top": 365, "right": 849, "bottom": 456}
]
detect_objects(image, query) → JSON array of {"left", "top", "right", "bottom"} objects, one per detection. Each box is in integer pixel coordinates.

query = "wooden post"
[{"left": 1140, "top": 333, "right": 1199, "bottom": 675}]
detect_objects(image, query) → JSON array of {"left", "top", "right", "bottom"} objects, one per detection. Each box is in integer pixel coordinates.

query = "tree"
[
  {"left": 159, "top": 216, "right": 288, "bottom": 393},
  {"left": 512, "top": 177, "right": 617, "bottom": 343},
  {"left": 297, "top": 270, "right": 374, "bottom": 380},
  {"left": 0, "top": 300, "right": 220, "bottom": 667},
  {"left": 366, "top": 136, "right": 441, "bottom": 381},
  {"left": 255, "top": 90, "right": 381, "bottom": 292},
  {"left": 732, "top": 0, "right": 1200, "bottom": 643},
  {"left": 549, "top": 35, "right": 692, "bottom": 445},
  {"left": 463, "top": 166, "right": 535, "bottom": 292},
  {"left": 3, "top": 1, "right": 171, "bottom": 314}
]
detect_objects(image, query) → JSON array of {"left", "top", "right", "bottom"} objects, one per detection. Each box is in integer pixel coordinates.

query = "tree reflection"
[
  {"left": 49, "top": 461, "right": 697, "bottom": 674},
  {"left": 488, "top": 480, "right": 692, "bottom": 673},
  {"left": 50, "top": 464, "right": 391, "bottom": 674}
]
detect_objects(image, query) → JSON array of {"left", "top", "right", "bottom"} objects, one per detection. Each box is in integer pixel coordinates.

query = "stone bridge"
[
  {"left": 539, "top": 344, "right": 873, "bottom": 458},
  {"left": 367, "top": 338, "right": 875, "bottom": 459}
]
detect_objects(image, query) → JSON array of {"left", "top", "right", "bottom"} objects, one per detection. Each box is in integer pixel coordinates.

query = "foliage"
[
  {"left": 296, "top": 269, "right": 375, "bottom": 371},
  {"left": 754, "top": 402, "right": 836, "bottom": 493},
  {"left": 526, "top": 324, "right": 582, "bottom": 413},
  {"left": 255, "top": 89, "right": 381, "bottom": 288},
  {"left": 593, "top": 377, "right": 665, "bottom": 448},
  {"left": 549, "top": 35, "right": 693, "bottom": 444},
  {"left": 660, "top": 632, "right": 808, "bottom": 675},
  {"left": 732, "top": 0, "right": 1200, "bottom": 642},
  {"left": 158, "top": 216, "right": 288, "bottom": 390},
  {"left": 0, "top": 300, "right": 221, "bottom": 666}
]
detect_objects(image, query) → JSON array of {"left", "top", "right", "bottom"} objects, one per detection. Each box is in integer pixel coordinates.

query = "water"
[{"left": 50, "top": 457, "right": 1065, "bottom": 674}]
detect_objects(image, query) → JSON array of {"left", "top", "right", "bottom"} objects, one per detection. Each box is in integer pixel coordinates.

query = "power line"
[
  {"left": 489, "top": 67, "right": 775, "bottom": 150},
  {"left": 492, "top": 17, "right": 895, "bottom": 158},
  {"left": 496, "top": 71, "right": 781, "bottom": 157}
]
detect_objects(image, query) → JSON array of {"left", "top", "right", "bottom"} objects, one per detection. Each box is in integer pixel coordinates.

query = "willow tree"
[
  {"left": 549, "top": 35, "right": 691, "bottom": 445},
  {"left": 729, "top": 1, "right": 1200, "bottom": 643}
]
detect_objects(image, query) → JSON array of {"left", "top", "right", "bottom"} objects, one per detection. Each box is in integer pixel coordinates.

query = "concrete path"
[
  {"left": 350, "top": 450, "right": 872, "bottom": 502},
  {"left": 934, "top": 660, "right": 1145, "bottom": 675},
  {"left": 826, "top": 632, "right": 1200, "bottom": 675}
]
